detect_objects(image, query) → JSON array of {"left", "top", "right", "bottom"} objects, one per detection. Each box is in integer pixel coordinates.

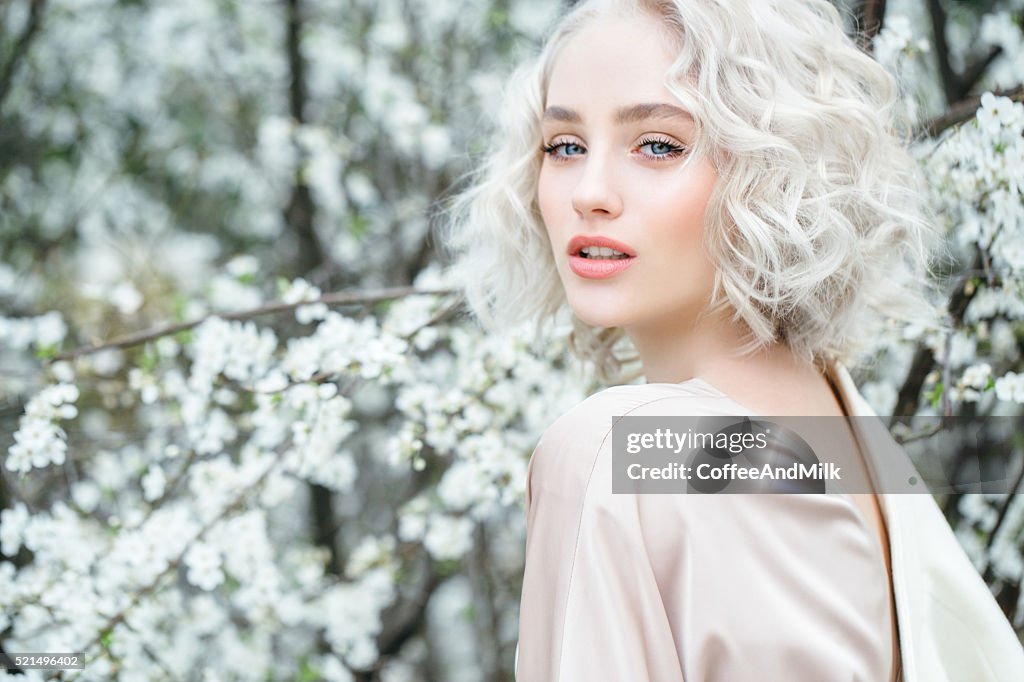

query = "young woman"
[{"left": 440, "top": 0, "right": 1024, "bottom": 679}]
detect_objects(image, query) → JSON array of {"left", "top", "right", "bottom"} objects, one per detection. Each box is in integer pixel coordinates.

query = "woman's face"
[{"left": 538, "top": 12, "right": 720, "bottom": 334}]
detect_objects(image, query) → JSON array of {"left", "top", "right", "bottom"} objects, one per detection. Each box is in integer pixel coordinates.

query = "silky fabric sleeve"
[{"left": 515, "top": 384, "right": 893, "bottom": 682}]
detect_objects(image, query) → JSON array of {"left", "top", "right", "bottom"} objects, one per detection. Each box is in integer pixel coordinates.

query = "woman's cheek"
[{"left": 537, "top": 177, "right": 562, "bottom": 236}]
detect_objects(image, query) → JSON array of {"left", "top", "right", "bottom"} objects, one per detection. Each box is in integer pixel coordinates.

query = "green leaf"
[
  {"left": 487, "top": 8, "right": 509, "bottom": 29},
  {"left": 171, "top": 293, "right": 190, "bottom": 322},
  {"left": 139, "top": 345, "right": 158, "bottom": 373},
  {"left": 436, "top": 558, "right": 460, "bottom": 576},
  {"left": 928, "top": 381, "right": 944, "bottom": 410},
  {"left": 297, "top": 657, "right": 321, "bottom": 682},
  {"left": 346, "top": 213, "right": 371, "bottom": 240},
  {"left": 34, "top": 343, "right": 58, "bottom": 360}
]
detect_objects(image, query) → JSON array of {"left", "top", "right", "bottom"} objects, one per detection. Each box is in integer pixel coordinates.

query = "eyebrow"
[{"left": 542, "top": 102, "right": 694, "bottom": 125}]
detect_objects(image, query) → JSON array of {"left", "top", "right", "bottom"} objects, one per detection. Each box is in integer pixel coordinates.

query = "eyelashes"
[
  {"left": 541, "top": 139, "right": 585, "bottom": 159},
  {"left": 637, "top": 136, "right": 688, "bottom": 160},
  {"left": 540, "top": 136, "right": 688, "bottom": 162}
]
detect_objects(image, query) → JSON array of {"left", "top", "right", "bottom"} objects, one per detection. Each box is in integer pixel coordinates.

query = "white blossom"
[
  {"left": 0, "top": 311, "right": 67, "bottom": 351},
  {"left": 994, "top": 371, "right": 1024, "bottom": 404},
  {"left": 872, "top": 14, "right": 929, "bottom": 70},
  {"left": 71, "top": 479, "right": 102, "bottom": 513},
  {"left": 185, "top": 541, "right": 225, "bottom": 591},
  {"left": 346, "top": 535, "right": 397, "bottom": 578},
  {"left": 109, "top": 280, "right": 144, "bottom": 315},
  {"left": 422, "top": 515, "right": 474, "bottom": 562},
  {"left": 209, "top": 273, "right": 264, "bottom": 311},
  {"left": 128, "top": 367, "right": 161, "bottom": 404},
  {"left": 6, "top": 383, "right": 79, "bottom": 473},
  {"left": 141, "top": 465, "right": 167, "bottom": 502},
  {"left": 281, "top": 277, "right": 328, "bottom": 323},
  {"left": 0, "top": 503, "right": 30, "bottom": 557},
  {"left": 962, "top": 363, "right": 993, "bottom": 389},
  {"left": 225, "top": 254, "right": 259, "bottom": 278},
  {"left": 318, "top": 568, "right": 395, "bottom": 669}
]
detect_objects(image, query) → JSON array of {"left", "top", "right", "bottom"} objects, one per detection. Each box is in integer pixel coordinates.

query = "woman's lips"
[
  {"left": 566, "top": 235, "right": 636, "bottom": 257},
  {"left": 568, "top": 254, "right": 636, "bottom": 279},
  {"left": 565, "top": 235, "right": 637, "bottom": 279}
]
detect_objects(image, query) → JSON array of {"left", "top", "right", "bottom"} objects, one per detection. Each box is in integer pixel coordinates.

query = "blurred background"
[{"left": 0, "top": 0, "right": 1023, "bottom": 679}]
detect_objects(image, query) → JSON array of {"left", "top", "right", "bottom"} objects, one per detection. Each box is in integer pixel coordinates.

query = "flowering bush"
[{"left": 1, "top": 0, "right": 1023, "bottom": 679}]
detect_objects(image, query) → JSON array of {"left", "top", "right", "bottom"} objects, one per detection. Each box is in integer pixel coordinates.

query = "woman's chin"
[{"left": 570, "top": 305, "right": 632, "bottom": 330}]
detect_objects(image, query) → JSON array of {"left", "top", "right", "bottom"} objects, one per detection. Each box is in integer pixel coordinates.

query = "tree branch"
[
  {"left": 853, "top": 0, "right": 887, "bottom": 54},
  {"left": 890, "top": 256, "right": 984, "bottom": 422},
  {"left": 956, "top": 45, "right": 1003, "bottom": 101},
  {"left": 917, "top": 84, "right": 1024, "bottom": 138},
  {"left": 284, "top": 0, "right": 332, "bottom": 283},
  {"left": 349, "top": 555, "right": 445, "bottom": 681},
  {"left": 925, "top": 0, "right": 1020, "bottom": 107},
  {"left": 926, "top": 0, "right": 958, "bottom": 105},
  {"left": 47, "top": 285, "right": 456, "bottom": 363},
  {"left": 983, "top": 455, "right": 1024, "bottom": 561},
  {"left": 0, "top": 0, "right": 47, "bottom": 113}
]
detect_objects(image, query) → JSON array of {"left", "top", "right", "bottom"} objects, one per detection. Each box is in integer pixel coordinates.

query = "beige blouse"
[{"left": 515, "top": 370, "right": 1024, "bottom": 681}]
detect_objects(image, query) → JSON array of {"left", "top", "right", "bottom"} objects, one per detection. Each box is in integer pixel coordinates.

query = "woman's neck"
[{"left": 628, "top": 308, "right": 826, "bottom": 394}]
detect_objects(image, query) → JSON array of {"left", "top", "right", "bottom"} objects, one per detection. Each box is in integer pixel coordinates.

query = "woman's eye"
[
  {"left": 541, "top": 137, "right": 686, "bottom": 162},
  {"left": 542, "top": 141, "right": 585, "bottom": 160},
  {"left": 638, "top": 137, "right": 686, "bottom": 160}
]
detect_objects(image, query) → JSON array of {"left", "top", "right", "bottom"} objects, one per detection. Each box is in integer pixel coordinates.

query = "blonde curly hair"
[{"left": 438, "top": 0, "right": 947, "bottom": 385}]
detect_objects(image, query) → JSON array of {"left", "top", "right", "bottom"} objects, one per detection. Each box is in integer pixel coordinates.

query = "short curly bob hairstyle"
[{"left": 438, "top": 0, "right": 947, "bottom": 385}]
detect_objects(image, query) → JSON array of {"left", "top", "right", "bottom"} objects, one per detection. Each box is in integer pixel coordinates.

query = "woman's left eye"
[{"left": 637, "top": 137, "right": 686, "bottom": 160}]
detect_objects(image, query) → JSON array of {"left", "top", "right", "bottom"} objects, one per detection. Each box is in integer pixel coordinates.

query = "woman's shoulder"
[
  {"left": 545, "top": 378, "right": 755, "bottom": 437},
  {"left": 528, "top": 379, "right": 756, "bottom": 486}
]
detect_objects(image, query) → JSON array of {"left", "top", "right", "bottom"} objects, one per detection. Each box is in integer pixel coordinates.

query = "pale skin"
[
  {"left": 537, "top": 12, "right": 845, "bottom": 415},
  {"left": 537, "top": 11, "right": 899, "bottom": 677}
]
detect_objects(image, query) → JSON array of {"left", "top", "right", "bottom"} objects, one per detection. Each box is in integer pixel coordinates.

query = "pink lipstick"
[{"left": 566, "top": 235, "right": 637, "bottom": 280}]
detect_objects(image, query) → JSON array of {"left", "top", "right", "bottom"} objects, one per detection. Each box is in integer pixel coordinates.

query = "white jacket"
[
  {"left": 829, "top": 362, "right": 1024, "bottom": 681},
  {"left": 513, "top": 362, "right": 1024, "bottom": 680}
]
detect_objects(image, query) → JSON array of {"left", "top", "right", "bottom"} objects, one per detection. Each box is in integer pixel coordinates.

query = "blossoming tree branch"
[{"left": 1, "top": 0, "right": 1023, "bottom": 679}]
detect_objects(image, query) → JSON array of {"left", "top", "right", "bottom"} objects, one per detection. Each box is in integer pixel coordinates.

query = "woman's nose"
[{"left": 570, "top": 155, "right": 623, "bottom": 219}]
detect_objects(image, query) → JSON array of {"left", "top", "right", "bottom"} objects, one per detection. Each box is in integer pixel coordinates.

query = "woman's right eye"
[{"left": 541, "top": 140, "right": 585, "bottom": 161}]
